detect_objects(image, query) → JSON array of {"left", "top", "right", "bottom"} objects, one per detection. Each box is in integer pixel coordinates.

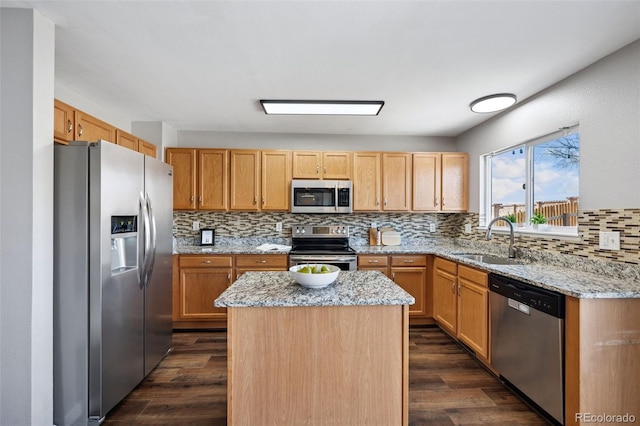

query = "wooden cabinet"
[
  {"left": 414, "top": 153, "right": 468, "bottom": 212},
  {"left": 235, "top": 254, "right": 288, "bottom": 280},
  {"left": 53, "top": 99, "right": 75, "bottom": 144},
  {"left": 353, "top": 152, "right": 382, "bottom": 210},
  {"left": 177, "top": 255, "right": 233, "bottom": 321},
  {"left": 261, "top": 150, "right": 291, "bottom": 211},
  {"left": 230, "top": 149, "right": 290, "bottom": 211},
  {"left": 353, "top": 152, "right": 412, "bottom": 211},
  {"left": 138, "top": 138, "right": 157, "bottom": 158},
  {"left": 457, "top": 265, "right": 489, "bottom": 360},
  {"left": 390, "top": 255, "right": 427, "bottom": 318},
  {"left": 115, "top": 129, "right": 139, "bottom": 151},
  {"left": 433, "top": 257, "right": 458, "bottom": 335},
  {"left": 433, "top": 257, "right": 489, "bottom": 361},
  {"left": 357, "top": 255, "right": 390, "bottom": 277},
  {"left": 166, "top": 148, "right": 228, "bottom": 210},
  {"left": 292, "top": 151, "right": 352, "bottom": 179},
  {"left": 75, "top": 110, "right": 116, "bottom": 143}
]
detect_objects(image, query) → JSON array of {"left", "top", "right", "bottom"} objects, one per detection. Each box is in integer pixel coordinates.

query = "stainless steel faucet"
[{"left": 486, "top": 217, "right": 516, "bottom": 258}]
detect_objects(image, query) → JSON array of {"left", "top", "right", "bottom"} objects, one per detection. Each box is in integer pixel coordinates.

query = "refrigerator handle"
[
  {"left": 139, "top": 191, "right": 152, "bottom": 288},
  {"left": 144, "top": 193, "right": 157, "bottom": 286}
]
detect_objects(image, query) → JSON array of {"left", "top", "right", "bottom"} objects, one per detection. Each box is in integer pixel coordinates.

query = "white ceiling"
[{"left": 4, "top": 1, "right": 640, "bottom": 136}]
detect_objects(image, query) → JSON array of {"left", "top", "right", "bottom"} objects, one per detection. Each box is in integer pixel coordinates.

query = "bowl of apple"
[{"left": 289, "top": 264, "right": 340, "bottom": 289}]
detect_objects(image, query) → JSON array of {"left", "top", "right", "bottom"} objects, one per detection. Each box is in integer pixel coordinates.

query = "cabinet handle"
[
  {"left": 368, "top": 259, "right": 379, "bottom": 263},
  {"left": 392, "top": 272, "right": 395, "bottom": 280},
  {"left": 384, "top": 198, "right": 387, "bottom": 206},
  {"left": 190, "top": 196, "right": 194, "bottom": 203},
  {"left": 198, "top": 196, "right": 202, "bottom": 204},
  {"left": 451, "top": 282, "right": 455, "bottom": 294},
  {"left": 323, "top": 166, "right": 327, "bottom": 174},
  {"left": 227, "top": 273, "right": 231, "bottom": 282},
  {"left": 253, "top": 196, "right": 257, "bottom": 205},
  {"left": 262, "top": 197, "right": 265, "bottom": 205},
  {"left": 376, "top": 199, "right": 380, "bottom": 206},
  {"left": 442, "top": 198, "right": 445, "bottom": 207},
  {"left": 202, "top": 260, "right": 212, "bottom": 264},
  {"left": 257, "top": 259, "right": 267, "bottom": 263},
  {"left": 434, "top": 198, "right": 439, "bottom": 207},
  {"left": 457, "top": 284, "right": 461, "bottom": 296},
  {"left": 67, "top": 119, "right": 73, "bottom": 134},
  {"left": 403, "top": 259, "right": 415, "bottom": 263},
  {"left": 78, "top": 124, "right": 83, "bottom": 136}
]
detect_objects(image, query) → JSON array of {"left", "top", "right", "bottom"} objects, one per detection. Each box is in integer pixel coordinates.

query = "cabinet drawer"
[
  {"left": 235, "top": 254, "right": 288, "bottom": 269},
  {"left": 179, "top": 255, "right": 233, "bottom": 268},
  {"left": 458, "top": 265, "right": 488, "bottom": 288},
  {"left": 434, "top": 257, "right": 457, "bottom": 274},
  {"left": 358, "top": 255, "right": 389, "bottom": 267},
  {"left": 390, "top": 255, "right": 426, "bottom": 267}
]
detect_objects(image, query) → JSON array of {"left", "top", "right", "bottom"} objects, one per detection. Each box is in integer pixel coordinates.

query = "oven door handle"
[
  {"left": 334, "top": 184, "right": 338, "bottom": 212},
  {"left": 291, "top": 255, "right": 356, "bottom": 262}
]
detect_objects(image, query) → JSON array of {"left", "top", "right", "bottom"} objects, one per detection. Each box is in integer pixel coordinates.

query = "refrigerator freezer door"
[
  {"left": 143, "top": 157, "right": 174, "bottom": 376},
  {"left": 89, "top": 141, "right": 145, "bottom": 419}
]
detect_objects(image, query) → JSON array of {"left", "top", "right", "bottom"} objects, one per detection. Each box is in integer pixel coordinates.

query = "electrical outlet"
[
  {"left": 192, "top": 221, "right": 200, "bottom": 231},
  {"left": 429, "top": 223, "right": 436, "bottom": 233},
  {"left": 276, "top": 222, "right": 283, "bottom": 232},
  {"left": 599, "top": 231, "right": 620, "bottom": 250},
  {"left": 370, "top": 222, "right": 377, "bottom": 229},
  {"left": 465, "top": 224, "right": 472, "bottom": 234}
]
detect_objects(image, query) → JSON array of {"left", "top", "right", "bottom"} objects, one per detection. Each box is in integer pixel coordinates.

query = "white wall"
[
  {"left": 457, "top": 39, "right": 640, "bottom": 211},
  {"left": 0, "top": 8, "right": 54, "bottom": 425},
  {"left": 178, "top": 130, "right": 455, "bottom": 152}
]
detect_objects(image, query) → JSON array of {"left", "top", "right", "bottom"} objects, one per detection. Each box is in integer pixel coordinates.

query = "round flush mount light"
[{"left": 470, "top": 93, "right": 517, "bottom": 113}]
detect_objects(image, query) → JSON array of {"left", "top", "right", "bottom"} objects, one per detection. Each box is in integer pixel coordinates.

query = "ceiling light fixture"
[
  {"left": 260, "top": 100, "right": 384, "bottom": 116},
  {"left": 469, "top": 93, "right": 517, "bottom": 113}
]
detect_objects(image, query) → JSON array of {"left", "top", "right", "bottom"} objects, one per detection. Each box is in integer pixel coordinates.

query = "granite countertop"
[
  {"left": 215, "top": 270, "right": 415, "bottom": 308},
  {"left": 176, "top": 241, "right": 640, "bottom": 299}
]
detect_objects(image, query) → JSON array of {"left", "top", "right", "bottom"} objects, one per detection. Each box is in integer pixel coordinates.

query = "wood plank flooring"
[{"left": 103, "top": 327, "right": 548, "bottom": 425}]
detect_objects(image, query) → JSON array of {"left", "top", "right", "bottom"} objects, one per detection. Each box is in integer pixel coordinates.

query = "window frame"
[{"left": 480, "top": 125, "right": 580, "bottom": 238}]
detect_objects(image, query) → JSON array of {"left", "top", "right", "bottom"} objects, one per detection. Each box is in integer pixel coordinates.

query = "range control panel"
[{"left": 292, "top": 225, "right": 350, "bottom": 238}]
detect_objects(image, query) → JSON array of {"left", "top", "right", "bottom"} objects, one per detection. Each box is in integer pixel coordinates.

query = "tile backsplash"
[{"left": 174, "top": 208, "right": 640, "bottom": 269}]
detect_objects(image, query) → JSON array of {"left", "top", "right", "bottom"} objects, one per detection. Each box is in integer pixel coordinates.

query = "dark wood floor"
[{"left": 103, "top": 327, "right": 548, "bottom": 425}]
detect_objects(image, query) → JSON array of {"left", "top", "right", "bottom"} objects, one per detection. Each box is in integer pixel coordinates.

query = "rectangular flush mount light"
[{"left": 260, "top": 100, "right": 384, "bottom": 116}]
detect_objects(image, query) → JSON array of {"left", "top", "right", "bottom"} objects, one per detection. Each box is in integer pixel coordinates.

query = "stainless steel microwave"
[{"left": 290, "top": 180, "right": 352, "bottom": 213}]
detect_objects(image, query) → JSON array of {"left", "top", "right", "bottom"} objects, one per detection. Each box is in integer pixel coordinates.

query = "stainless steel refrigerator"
[{"left": 53, "top": 141, "right": 173, "bottom": 425}]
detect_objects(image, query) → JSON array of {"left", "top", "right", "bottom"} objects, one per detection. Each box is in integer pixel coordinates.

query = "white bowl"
[{"left": 289, "top": 264, "right": 340, "bottom": 288}]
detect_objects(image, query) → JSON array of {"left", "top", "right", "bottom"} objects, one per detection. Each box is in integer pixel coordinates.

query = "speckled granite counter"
[
  {"left": 215, "top": 270, "right": 415, "bottom": 308},
  {"left": 175, "top": 243, "right": 290, "bottom": 255}
]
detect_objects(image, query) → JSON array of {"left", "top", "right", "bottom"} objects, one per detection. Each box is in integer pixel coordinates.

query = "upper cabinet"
[
  {"left": 166, "top": 148, "right": 228, "bottom": 211},
  {"left": 292, "top": 151, "right": 352, "bottom": 180},
  {"left": 115, "top": 129, "right": 139, "bottom": 151},
  {"left": 53, "top": 99, "right": 75, "bottom": 144},
  {"left": 353, "top": 152, "right": 411, "bottom": 211},
  {"left": 413, "top": 152, "right": 468, "bottom": 212},
  {"left": 75, "top": 110, "right": 116, "bottom": 143},
  {"left": 230, "top": 150, "right": 290, "bottom": 211},
  {"left": 138, "top": 139, "right": 157, "bottom": 158}
]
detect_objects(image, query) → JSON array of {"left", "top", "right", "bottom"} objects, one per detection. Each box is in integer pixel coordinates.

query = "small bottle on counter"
[{"left": 376, "top": 227, "right": 382, "bottom": 246}]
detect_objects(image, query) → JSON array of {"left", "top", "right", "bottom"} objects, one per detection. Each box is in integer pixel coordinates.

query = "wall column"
[{"left": 0, "top": 8, "right": 55, "bottom": 425}]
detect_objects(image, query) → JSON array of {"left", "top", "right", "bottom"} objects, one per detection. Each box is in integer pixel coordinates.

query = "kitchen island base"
[{"left": 227, "top": 304, "right": 409, "bottom": 425}]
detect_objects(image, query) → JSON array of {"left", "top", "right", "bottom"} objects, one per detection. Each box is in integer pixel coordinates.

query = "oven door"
[{"left": 289, "top": 254, "right": 357, "bottom": 271}]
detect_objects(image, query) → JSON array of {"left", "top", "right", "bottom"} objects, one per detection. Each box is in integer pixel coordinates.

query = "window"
[{"left": 483, "top": 126, "right": 580, "bottom": 234}]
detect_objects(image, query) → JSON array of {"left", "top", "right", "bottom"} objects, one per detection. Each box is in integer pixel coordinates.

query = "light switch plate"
[
  {"left": 464, "top": 224, "right": 472, "bottom": 234},
  {"left": 276, "top": 222, "right": 283, "bottom": 232},
  {"left": 192, "top": 221, "right": 200, "bottom": 231},
  {"left": 599, "top": 231, "right": 620, "bottom": 250},
  {"left": 429, "top": 223, "right": 436, "bottom": 233}
]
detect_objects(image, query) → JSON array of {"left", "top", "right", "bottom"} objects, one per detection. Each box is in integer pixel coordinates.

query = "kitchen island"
[{"left": 215, "top": 270, "right": 414, "bottom": 426}]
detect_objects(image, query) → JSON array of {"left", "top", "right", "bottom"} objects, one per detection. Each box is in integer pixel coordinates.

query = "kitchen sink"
[{"left": 454, "top": 253, "right": 522, "bottom": 265}]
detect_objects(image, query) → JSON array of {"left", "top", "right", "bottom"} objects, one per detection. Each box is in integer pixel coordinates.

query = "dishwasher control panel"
[{"left": 489, "top": 274, "right": 564, "bottom": 318}]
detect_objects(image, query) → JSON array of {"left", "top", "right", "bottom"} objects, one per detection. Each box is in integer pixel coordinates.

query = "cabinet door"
[
  {"left": 115, "top": 129, "right": 139, "bottom": 151},
  {"left": 433, "top": 258, "right": 457, "bottom": 335},
  {"left": 230, "top": 150, "right": 260, "bottom": 210},
  {"left": 292, "top": 151, "right": 322, "bottom": 179},
  {"left": 138, "top": 139, "right": 157, "bottom": 158},
  {"left": 457, "top": 265, "right": 489, "bottom": 360},
  {"left": 322, "top": 152, "right": 352, "bottom": 179},
  {"left": 198, "top": 149, "right": 228, "bottom": 210},
  {"left": 166, "top": 148, "right": 197, "bottom": 210},
  {"left": 75, "top": 110, "right": 116, "bottom": 143},
  {"left": 390, "top": 267, "right": 426, "bottom": 317},
  {"left": 179, "top": 267, "right": 232, "bottom": 320},
  {"left": 382, "top": 153, "right": 412, "bottom": 211},
  {"left": 441, "top": 153, "right": 468, "bottom": 212},
  {"left": 261, "top": 150, "right": 291, "bottom": 211},
  {"left": 53, "top": 99, "right": 75, "bottom": 143},
  {"left": 358, "top": 255, "right": 390, "bottom": 277},
  {"left": 353, "top": 152, "right": 381, "bottom": 211},
  {"left": 412, "top": 153, "right": 441, "bottom": 211}
]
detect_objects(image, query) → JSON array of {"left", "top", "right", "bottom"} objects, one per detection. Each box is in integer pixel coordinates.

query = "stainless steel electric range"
[{"left": 288, "top": 225, "right": 357, "bottom": 271}]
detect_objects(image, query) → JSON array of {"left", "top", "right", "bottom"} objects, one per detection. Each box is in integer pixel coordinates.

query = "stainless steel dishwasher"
[{"left": 490, "top": 274, "right": 565, "bottom": 425}]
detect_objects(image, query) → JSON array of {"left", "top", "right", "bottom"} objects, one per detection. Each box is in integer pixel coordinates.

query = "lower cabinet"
[
  {"left": 359, "top": 254, "right": 431, "bottom": 325},
  {"left": 433, "top": 257, "right": 490, "bottom": 362},
  {"left": 173, "top": 253, "right": 287, "bottom": 329}
]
